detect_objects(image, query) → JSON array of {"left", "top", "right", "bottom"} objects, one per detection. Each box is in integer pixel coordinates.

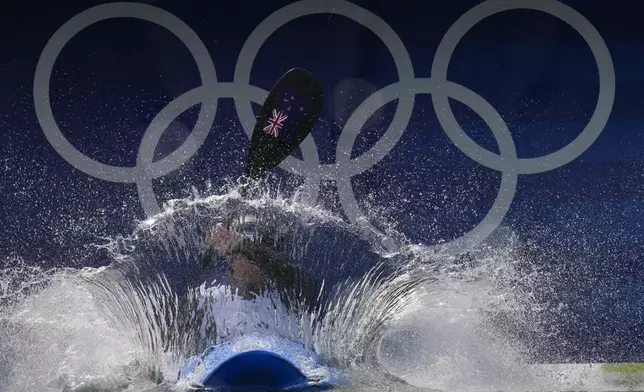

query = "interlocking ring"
[{"left": 33, "top": 0, "right": 615, "bottom": 254}]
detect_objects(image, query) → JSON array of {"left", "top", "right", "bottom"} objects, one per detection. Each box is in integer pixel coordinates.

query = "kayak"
[
  {"left": 179, "top": 334, "right": 345, "bottom": 391},
  {"left": 179, "top": 68, "right": 332, "bottom": 391}
]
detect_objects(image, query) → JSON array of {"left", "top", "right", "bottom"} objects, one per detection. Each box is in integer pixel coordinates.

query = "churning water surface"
[{"left": 0, "top": 184, "right": 598, "bottom": 392}]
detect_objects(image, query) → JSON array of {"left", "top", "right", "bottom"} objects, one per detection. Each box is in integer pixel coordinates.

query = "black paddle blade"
[{"left": 244, "top": 68, "right": 324, "bottom": 181}]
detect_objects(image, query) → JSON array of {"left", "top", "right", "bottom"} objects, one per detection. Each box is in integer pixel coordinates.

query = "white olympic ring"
[{"left": 33, "top": 0, "right": 615, "bottom": 254}]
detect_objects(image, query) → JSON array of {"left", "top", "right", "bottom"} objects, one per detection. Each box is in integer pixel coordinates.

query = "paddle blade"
[{"left": 244, "top": 68, "right": 323, "bottom": 181}]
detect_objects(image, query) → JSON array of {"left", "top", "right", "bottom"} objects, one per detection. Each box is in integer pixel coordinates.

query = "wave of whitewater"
[{"left": 0, "top": 184, "right": 589, "bottom": 392}]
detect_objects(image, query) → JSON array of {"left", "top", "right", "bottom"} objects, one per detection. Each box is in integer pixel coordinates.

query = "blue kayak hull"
[{"left": 179, "top": 335, "right": 344, "bottom": 391}]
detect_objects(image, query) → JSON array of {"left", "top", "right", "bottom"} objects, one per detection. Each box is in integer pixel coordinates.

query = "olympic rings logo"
[{"left": 33, "top": 0, "right": 615, "bottom": 254}]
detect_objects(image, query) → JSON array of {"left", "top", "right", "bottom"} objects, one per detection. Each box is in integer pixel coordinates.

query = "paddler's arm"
[{"left": 200, "top": 223, "right": 244, "bottom": 271}]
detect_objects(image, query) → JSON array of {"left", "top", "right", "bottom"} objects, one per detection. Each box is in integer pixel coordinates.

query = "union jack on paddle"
[{"left": 263, "top": 109, "right": 288, "bottom": 137}]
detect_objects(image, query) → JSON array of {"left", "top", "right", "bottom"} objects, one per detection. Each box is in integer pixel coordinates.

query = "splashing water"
[{"left": 0, "top": 184, "right": 595, "bottom": 392}]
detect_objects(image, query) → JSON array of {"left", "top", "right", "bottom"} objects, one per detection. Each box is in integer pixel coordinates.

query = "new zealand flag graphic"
[{"left": 265, "top": 88, "right": 310, "bottom": 143}]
